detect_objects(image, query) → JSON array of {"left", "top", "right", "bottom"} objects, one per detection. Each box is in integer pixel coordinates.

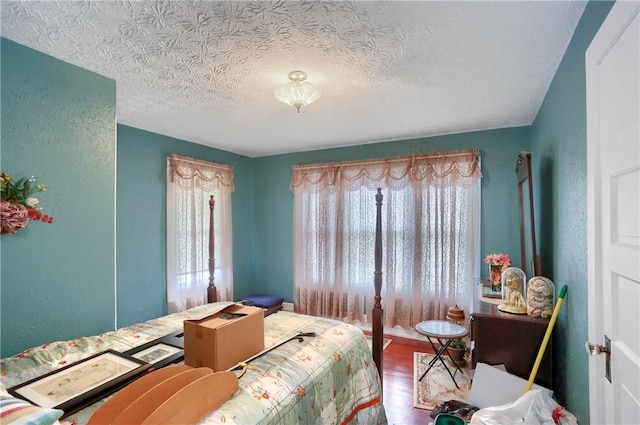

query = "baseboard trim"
[{"left": 282, "top": 302, "right": 294, "bottom": 312}]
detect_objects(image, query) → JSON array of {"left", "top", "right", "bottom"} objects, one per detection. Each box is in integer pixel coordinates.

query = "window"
[
  {"left": 166, "top": 154, "right": 234, "bottom": 313},
  {"left": 290, "top": 150, "right": 481, "bottom": 329}
]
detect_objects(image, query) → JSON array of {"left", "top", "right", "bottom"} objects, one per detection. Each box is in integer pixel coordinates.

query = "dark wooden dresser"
[{"left": 470, "top": 295, "right": 553, "bottom": 389}]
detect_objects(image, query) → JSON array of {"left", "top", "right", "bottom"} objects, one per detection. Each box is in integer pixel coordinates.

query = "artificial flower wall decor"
[{"left": 1, "top": 172, "right": 53, "bottom": 235}]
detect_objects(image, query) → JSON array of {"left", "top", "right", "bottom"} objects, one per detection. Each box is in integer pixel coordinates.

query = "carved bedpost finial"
[
  {"left": 208, "top": 195, "right": 217, "bottom": 303},
  {"left": 374, "top": 188, "right": 383, "bottom": 307}
]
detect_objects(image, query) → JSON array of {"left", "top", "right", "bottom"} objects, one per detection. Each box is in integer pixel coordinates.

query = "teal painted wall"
[
  {"left": 116, "top": 125, "right": 254, "bottom": 327},
  {"left": 0, "top": 38, "right": 116, "bottom": 357},
  {"left": 531, "top": 1, "right": 614, "bottom": 423},
  {"left": 252, "top": 127, "right": 531, "bottom": 301}
]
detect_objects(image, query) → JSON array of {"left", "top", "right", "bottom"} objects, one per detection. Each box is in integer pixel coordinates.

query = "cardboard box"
[{"left": 184, "top": 304, "right": 264, "bottom": 371}]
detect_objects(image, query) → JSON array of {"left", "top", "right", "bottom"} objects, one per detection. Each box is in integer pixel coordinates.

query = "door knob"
[
  {"left": 585, "top": 335, "right": 611, "bottom": 382},
  {"left": 585, "top": 341, "right": 609, "bottom": 355}
]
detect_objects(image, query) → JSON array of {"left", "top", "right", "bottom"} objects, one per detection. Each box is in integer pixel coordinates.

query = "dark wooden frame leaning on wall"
[
  {"left": 516, "top": 151, "right": 541, "bottom": 277},
  {"left": 8, "top": 349, "right": 151, "bottom": 418}
]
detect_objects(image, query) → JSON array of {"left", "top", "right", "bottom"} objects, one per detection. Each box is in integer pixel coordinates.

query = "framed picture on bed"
[
  {"left": 122, "top": 329, "right": 185, "bottom": 369},
  {"left": 8, "top": 349, "right": 151, "bottom": 415},
  {"left": 159, "top": 328, "right": 185, "bottom": 349}
]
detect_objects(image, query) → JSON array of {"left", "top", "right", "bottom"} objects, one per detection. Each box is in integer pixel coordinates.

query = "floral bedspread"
[{"left": 1, "top": 302, "right": 386, "bottom": 425}]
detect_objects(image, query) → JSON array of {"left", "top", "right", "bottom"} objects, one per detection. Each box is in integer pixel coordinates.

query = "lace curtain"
[
  {"left": 290, "top": 149, "right": 482, "bottom": 328},
  {"left": 166, "top": 154, "right": 234, "bottom": 313}
]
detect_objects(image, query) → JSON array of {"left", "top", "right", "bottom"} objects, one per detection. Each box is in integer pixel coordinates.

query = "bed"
[
  {"left": 0, "top": 191, "right": 387, "bottom": 425},
  {"left": 1, "top": 303, "right": 385, "bottom": 424}
]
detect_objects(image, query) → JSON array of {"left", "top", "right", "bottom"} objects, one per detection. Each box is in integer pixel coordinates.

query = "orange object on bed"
[{"left": 87, "top": 366, "right": 238, "bottom": 425}]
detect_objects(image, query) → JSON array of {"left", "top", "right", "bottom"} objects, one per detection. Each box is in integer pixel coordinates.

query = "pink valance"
[
  {"left": 168, "top": 154, "right": 235, "bottom": 191},
  {"left": 290, "top": 149, "right": 482, "bottom": 192}
]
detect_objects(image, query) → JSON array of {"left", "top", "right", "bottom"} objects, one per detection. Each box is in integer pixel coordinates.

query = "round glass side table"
[{"left": 415, "top": 320, "right": 469, "bottom": 388}]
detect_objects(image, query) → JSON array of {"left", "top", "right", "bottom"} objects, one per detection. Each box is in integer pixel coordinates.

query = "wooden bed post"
[
  {"left": 207, "top": 195, "right": 217, "bottom": 303},
  {"left": 372, "top": 188, "right": 384, "bottom": 391}
]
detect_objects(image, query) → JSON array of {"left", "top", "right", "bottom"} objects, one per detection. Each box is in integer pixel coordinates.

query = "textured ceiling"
[{"left": 1, "top": 1, "right": 587, "bottom": 157}]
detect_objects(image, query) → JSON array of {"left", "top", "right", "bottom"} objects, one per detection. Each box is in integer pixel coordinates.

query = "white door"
[{"left": 586, "top": 2, "right": 640, "bottom": 424}]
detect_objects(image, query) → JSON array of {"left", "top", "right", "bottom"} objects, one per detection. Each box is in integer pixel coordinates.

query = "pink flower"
[
  {"left": 484, "top": 253, "right": 511, "bottom": 267},
  {"left": 0, "top": 201, "right": 30, "bottom": 235}
]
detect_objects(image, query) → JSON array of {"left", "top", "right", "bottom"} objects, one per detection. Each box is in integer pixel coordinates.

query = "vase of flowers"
[
  {"left": 1, "top": 173, "right": 53, "bottom": 235},
  {"left": 484, "top": 253, "right": 511, "bottom": 292}
]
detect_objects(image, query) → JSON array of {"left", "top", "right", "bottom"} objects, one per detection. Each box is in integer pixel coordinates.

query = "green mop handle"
[{"left": 525, "top": 285, "right": 568, "bottom": 392}]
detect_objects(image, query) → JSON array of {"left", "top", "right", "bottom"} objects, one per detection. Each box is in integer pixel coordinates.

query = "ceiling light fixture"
[{"left": 274, "top": 71, "right": 321, "bottom": 113}]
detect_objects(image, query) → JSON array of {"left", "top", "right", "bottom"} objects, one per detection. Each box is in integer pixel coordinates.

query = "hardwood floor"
[{"left": 368, "top": 333, "right": 436, "bottom": 424}]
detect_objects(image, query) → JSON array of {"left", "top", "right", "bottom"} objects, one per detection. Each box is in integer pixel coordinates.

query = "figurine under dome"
[
  {"left": 527, "top": 276, "right": 555, "bottom": 318},
  {"left": 498, "top": 267, "right": 528, "bottom": 314}
]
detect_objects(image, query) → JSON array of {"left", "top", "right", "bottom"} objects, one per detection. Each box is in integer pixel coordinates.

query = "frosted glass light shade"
[{"left": 274, "top": 71, "right": 321, "bottom": 113}]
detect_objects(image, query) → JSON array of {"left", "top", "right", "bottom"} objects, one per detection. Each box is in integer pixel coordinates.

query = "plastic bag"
[{"left": 469, "top": 389, "right": 578, "bottom": 425}]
